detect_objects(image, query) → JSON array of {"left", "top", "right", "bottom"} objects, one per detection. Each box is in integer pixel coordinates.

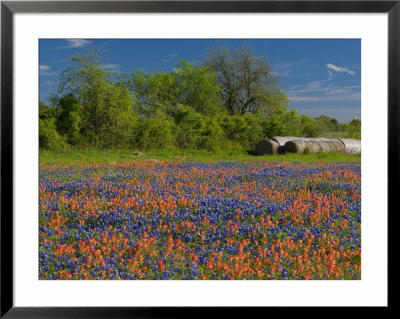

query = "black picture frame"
[{"left": 1, "top": 1, "right": 395, "bottom": 317}]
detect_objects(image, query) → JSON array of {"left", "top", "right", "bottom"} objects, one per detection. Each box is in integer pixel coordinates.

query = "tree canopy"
[
  {"left": 39, "top": 45, "right": 360, "bottom": 151},
  {"left": 206, "top": 45, "right": 287, "bottom": 116}
]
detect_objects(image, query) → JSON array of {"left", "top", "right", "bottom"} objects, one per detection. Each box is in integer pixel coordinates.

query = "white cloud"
[
  {"left": 284, "top": 63, "right": 359, "bottom": 112},
  {"left": 100, "top": 63, "right": 120, "bottom": 72},
  {"left": 66, "top": 39, "right": 91, "bottom": 48},
  {"left": 323, "top": 70, "right": 334, "bottom": 81},
  {"left": 39, "top": 65, "right": 57, "bottom": 76},
  {"left": 161, "top": 53, "right": 179, "bottom": 64},
  {"left": 306, "top": 81, "right": 322, "bottom": 90},
  {"left": 274, "top": 62, "right": 294, "bottom": 69},
  {"left": 343, "top": 85, "right": 361, "bottom": 89},
  {"left": 276, "top": 70, "right": 289, "bottom": 77},
  {"left": 39, "top": 65, "right": 50, "bottom": 71},
  {"left": 286, "top": 81, "right": 327, "bottom": 94},
  {"left": 287, "top": 76, "right": 361, "bottom": 104},
  {"left": 289, "top": 92, "right": 360, "bottom": 102},
  {"left": 327, "top": 63, "right": 355, "bottom": 75}
]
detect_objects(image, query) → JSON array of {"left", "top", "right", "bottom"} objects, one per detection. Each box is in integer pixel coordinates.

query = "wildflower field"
[{"left": 39, "top": 161, "right": 361, "bottom": 280}]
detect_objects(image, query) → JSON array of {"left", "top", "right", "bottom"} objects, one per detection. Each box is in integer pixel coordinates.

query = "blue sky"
[{"left": 40, "top": 39, "right": 360, "bottom": 122}]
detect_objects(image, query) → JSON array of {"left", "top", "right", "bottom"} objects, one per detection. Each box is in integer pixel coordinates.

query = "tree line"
[{"left": 39, "top": 46, "right": 361, "bottom": 151}]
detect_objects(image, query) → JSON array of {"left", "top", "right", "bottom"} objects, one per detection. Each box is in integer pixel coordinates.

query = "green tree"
[
  {"left": 56, "top": 94, "right": 82, "bottom": 145},
  {"left": 206, "top": 45, "right": 287, "bottom": 115},
  {"left": 314, "top": 115, "right": 340, "bottom": 134},
  {"left": 122, "top": 60, "right": 224, "bottom": 117},
  {"left": 330, "top": 118, "right": 339, "bottom": 131},
  {"left": 39, "top": 118, "right": 67, "bottom": 150},
  {"left": 79, "top": 82, "right": 136, "bottom": 147},
  {"left": 344, "top": 118, "right": 361, "bottom": 139},
  {"left": 200, "top": 116, "right": 225, "bottom": 151},
  {"left": 39, "top": 101, "right": 50, "bottom": 113},
  {"left": 301, "top": 114, "right": 319, "bottom": 137},
  {"left": 135, "top": 112, "right": 175, "bottom": 149},
  {"left": 174, "top": 60, "right": 223, "bottom": 115},
  {"left": 39, "top": 101, "right": 60, "bottom": 120},
  {"left": 56, "top": 48, "right": 137, "bottom": 148},
  {"left": 261, "top": 108, "right": 302, "bottom": 138},
  {"left": 174, "top": 104, "right": 206, "bottom": 149},
  {"left": 242, "top": 114, "right": 264, "bottom": 148},
  {"left": 57, "top": 47, "right": 110, "bottom": 99},
  {"left": 124, "top": 70, "right": 179, "bottom": 116},
  {"left": 283, "top": 109, "right": 302, "bottom": 136},
  {"left": 262, "top": 113, "right": 288, "bottom": 138},
  {"left": 219, "top": 114, "right": 263, "bottom": 151}
]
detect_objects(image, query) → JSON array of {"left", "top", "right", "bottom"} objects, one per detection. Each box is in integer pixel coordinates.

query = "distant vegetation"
[{"left": 39, "top": 46, "right": 361, "bottom": 152}]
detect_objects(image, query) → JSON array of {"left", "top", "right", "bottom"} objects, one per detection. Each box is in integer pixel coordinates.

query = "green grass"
[{"left": 39, "top": 148, "right": 361, "bottom": 164}]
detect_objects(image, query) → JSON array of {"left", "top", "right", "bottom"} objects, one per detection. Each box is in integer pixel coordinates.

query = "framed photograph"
[{"left": 1, "top": 0, "right": 395, "bottom": 317}]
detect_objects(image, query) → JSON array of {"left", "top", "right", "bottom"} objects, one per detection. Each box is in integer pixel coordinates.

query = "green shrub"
[
  {"left": 301, "top": 115, "right": 319, "bottom": 137},
  {"left": 80, "top": 83, "right": 137, "bottom": 148},
  {"left": 200, "top": 117, "right": 225, "bottom": 151},
  {"left": 136, "top": 114, "right": 175, "bottom": 150},
  {"left": 174, "top": 104, "right": 206, "bottom": 149},
  {"left": 39, "top": 118, "right": 68, "bottom": 150},
  {"left": 344, "top": 118, "right": 361, "bottom": 139},
  {"left": 56, "top": 94, "right": 83, "bottom": 145},
  {"left": 242, "top": 114, "right": 264, "bottom": 149},
  {"left": 219, "top": 114, "right": 263, "bottom": 151}
]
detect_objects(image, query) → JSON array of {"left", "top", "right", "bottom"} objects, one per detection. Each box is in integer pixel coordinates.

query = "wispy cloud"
[
  {"left": 100, "top": 63, "right": 120, "bottom": 72},
  {"left": 274, "top": 62, "right": 295, "bottom": 69},
  {"left": 287, "top": 76, "right": 360, "bottom": 103},
  {"left": 273, "top": 59, "right": 309, "bottom": 70},
  {"left": 287, "top": 81, "right": 327, "bottom": 94},
  {"left": 327, "top": 63, "right": 355, "bottom": 75},
  {"left": 272, "top": 70, "right": 289, "bottom": 77},
  {"left": 344, "top": 85, "right": 361, "bottom": 89},
  {"left": 46, "top": 40, "right": 92, "bottom": 50},
  {"left": 289, "top": 93, "right": 360, "bottom": 102},
  {"left": 39, "top": 65, "right": 57, "bottom": 76},
  {"left": 286, "top": 60, "right": 359, "bottom": 104},
  {"left": 305, "top": 81, "right": 323, "bottom": 90},
  {"left": 44, "top": 80, "right": 56, "bottom": 86},
  {"left": 161, "top": 53, "right": 179, "bottom": 64},
  {"left": 272, "top": 59, "right": 310, "bottom": 78},
  {"left": 66, "top": 39, "right": 91, "bottom": 48},
  {"left": 324, "top": 70, "right": 334, "bottom": 81},
  {"left": 40, "top": 65, "right": 50, "bottom": 71}
]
